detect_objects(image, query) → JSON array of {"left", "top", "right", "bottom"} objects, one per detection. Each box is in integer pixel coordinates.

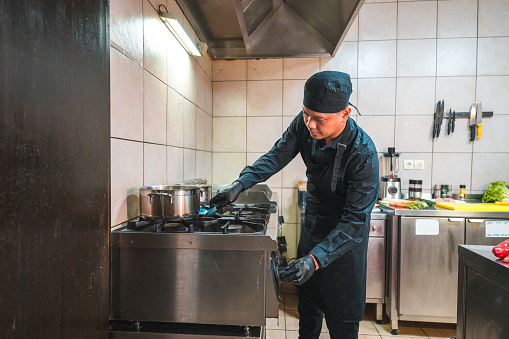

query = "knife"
[
  {"left": 451, "top": 110, "right": 455, "bottom": 133},
  {"left": 476, "top": 102, "right": 482, "bottom": 139},
  {"left": 469, "top": 103, "right": 477, "bottom": 141},
  {"left": 432, "top": 101, "right": 439, "bottom": 138},
  {"left": 447, "top": 108, "right": 452, "bottom": 135},
  {"left": 436, "top": 100, "right": 444, "bottom": 138}
]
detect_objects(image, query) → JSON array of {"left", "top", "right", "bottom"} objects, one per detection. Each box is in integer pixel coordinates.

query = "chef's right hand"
[
  {"left": 210, "top": 181, "right": 244, "bottom": 206},
  {"left": 279, "top": 255, "right": 317, "bottom": 286}
]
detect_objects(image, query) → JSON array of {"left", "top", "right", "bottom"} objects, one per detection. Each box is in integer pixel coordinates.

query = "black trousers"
[{"left": 298, "top": 287, "right": 360, "bottom": 339}]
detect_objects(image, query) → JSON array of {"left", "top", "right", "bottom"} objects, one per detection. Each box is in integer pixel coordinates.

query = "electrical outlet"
[
  {"left": 415, "top": 160, "right": 424, "bottom": 170},
  {"left": 403, "top": 160, "right": 414, "bottom": 170}
]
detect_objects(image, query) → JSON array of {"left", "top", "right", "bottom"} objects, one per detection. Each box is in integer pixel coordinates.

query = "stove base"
[{"left": 109, "top": 321, "right": 264, "bottom": 338}]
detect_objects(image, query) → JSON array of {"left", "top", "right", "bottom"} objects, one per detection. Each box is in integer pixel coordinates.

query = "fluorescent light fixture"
[{"left": 158, "top": 8, "right": 204, "bottom": 56}]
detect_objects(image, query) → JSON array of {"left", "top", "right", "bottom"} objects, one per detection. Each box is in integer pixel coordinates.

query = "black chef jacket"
[{"left": 236, "top": 111, "right": 379, "bottom": 321}]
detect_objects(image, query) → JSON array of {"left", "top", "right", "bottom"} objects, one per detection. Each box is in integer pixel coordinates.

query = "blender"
[{"left": 380, "top": 147, "right": 401, "bottom": 200}]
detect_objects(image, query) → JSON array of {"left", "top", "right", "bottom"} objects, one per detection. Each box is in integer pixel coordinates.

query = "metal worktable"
[
  {"left": 379, "top": 206, "right": 509, "bottom": 219},
  {"left": 380, "top": 205, "right": 509, "bottom": 334}
]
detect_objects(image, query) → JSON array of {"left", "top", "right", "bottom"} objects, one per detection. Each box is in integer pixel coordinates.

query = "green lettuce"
[{"left": 482, "top": 181, "right": 509, "bottom": 202}]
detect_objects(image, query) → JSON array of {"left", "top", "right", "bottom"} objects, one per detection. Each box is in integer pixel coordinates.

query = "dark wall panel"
[{"left": 0, "top": 0, "right": 110, "bottom": 338}]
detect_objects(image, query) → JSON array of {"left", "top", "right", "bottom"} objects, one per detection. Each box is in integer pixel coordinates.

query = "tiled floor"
[{"left": 266, "top": 294, "right": 457, "bottom": 339}]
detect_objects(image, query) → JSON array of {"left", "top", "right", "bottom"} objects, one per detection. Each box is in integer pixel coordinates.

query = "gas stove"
[
  {"left": 110, "top": 191, "right": 284, "bottom": 338},
  {"left": 123, "top": 203, "right": 274, "bottom": 234}
]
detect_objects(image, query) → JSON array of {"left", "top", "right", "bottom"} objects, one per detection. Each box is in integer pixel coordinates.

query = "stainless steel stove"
[{"left": 109, "top": 187, "right": 285, "bottom": 338}]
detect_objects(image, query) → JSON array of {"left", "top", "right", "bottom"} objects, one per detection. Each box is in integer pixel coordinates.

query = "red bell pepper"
[
  {"left": 492, "top": 239, "right": 509, "bottom": 258},
  {"left": 504, "top": 256, "right": 509, "bottom": 263}
]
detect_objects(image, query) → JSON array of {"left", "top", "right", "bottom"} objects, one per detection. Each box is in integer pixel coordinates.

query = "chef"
[{"left": 210, "top": 71, "right": 379, "bottom": 339}]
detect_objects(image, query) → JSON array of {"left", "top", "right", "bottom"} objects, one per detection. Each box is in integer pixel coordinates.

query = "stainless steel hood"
[{"left": 175, "top": 0, "right": 365, "bottom": 59}]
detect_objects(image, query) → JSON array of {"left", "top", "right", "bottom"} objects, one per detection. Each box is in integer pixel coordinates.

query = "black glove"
[
  {"left": 279, "top": 255, "right": 317, "bottom": 286},
  {"left": 210, "top": 181, "right": 244, "bottom": 206}
]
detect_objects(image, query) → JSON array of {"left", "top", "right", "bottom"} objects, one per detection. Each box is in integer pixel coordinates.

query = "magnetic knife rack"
[{"left": 441, "top": 111, "right": 493, "bottom": 118}]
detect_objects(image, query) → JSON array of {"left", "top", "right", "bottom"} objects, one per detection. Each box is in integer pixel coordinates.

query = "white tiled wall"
[
  {"left": 109, "top": 0, "right": 509, "bottom": 243},
  {"left": 212, "top": 0, "right": 509, "bottom": 260},
  {"left": 110, "top": 0, "right": 212, "bottom": 226}
]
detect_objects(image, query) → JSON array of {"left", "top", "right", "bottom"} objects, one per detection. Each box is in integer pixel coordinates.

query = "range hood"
[{"left": 175, "top": 0, "right": 365, "bottom": 59}]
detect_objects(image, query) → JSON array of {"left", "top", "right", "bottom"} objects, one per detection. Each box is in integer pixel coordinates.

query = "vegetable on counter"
[
  {"left": 402, "top": 200, "right": 430, "bottom": 209},
  {"left": 492, "top": 239, "right": 509, "bottom": 259},
  {"left": 380, "top": 199, "right": 434, "bottom": 210},
  {"left": 482, "top": 181, "right": 509, "bottom": 203}
]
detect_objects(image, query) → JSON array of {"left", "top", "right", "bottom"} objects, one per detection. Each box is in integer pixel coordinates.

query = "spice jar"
[
  {"left": 447, "top": 185, "right": 453, "bottom": 198},
  {"left": 440, "top": 185, "right": 448, "bottom": 198},
  {"left": 433, "top": 185, "right": 440, "bottom": 199},
  {"left": 459, "top": 185, "right": 466, "bottom": 201},
  {"left": 409, "top": 179, "right": 422, "bottom": 198}
]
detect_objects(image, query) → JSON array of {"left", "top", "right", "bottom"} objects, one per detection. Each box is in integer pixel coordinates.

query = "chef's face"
[{"left": 302, "top": 106, "right": 351, "bottom": 142}]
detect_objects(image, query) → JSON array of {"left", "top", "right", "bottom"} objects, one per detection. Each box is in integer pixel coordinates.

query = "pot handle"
[
  {"left": 149, "top": 192, "right": 173, "bottom": 219},
  {"left": 148, "top": 192, "right": 173, "bottom": 202}
]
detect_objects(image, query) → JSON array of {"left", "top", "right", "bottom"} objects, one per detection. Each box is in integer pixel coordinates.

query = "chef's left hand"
[
  {"left": 210, "top": 181, "right": 244, "bottom": 207},
  {"left": 280, "top": 255, "right": 318, "bottom": 286}
]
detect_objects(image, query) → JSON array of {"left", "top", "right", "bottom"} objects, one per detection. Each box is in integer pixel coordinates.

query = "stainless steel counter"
[
  {"left": 379, "top": 204, "right": 509, "bottom": 218},
  {"left": 371, "top": 207, "right": 387, "bottom": 220}
]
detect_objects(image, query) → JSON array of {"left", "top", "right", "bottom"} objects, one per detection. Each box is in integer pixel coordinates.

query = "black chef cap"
[{"left": 303, "top": 71, "right": 352, "bottom": 113}]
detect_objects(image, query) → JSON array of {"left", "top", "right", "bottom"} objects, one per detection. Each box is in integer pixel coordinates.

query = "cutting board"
[{"left": 436, "top": 202, "right": 509, "bottom": 211}]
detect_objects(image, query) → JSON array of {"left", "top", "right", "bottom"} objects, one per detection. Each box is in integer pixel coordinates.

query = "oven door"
[
  {"left": 266, "top": 252, "right": 282, "bottom": 318},
  {"left": 111, "top": 231, "right": 279, "bottom": 327}
]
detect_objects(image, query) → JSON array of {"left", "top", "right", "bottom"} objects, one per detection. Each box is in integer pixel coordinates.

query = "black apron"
[{"left": 297, "top": 121, "right": 369, "bottom": 322}]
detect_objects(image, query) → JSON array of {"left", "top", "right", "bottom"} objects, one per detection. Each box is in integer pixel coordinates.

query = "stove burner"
[
  {"left": 127, "top": 219, "right": 193, "bottom": 233},
  {"left": 216, "top": 204, "right": 272, "bottom": 217},
  {"left": 161, "top": 222, "right": 191, "bottom": 233},
  {"left": 126, "top": 203, "right": 272, "bottom": 234}
]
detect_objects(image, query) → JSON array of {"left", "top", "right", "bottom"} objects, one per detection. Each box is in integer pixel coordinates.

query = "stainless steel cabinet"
[
  {"left": 465, "top": 218, "right": 509, "bottom": 246},
  {"left": 384, "top": 209, "right": 509, "bottom": 334},
  {"left": 399, "top": 217, "right": 463, "bottom": 322},
  {"left": 366, "top": 216, "right": 386, "bottom": 322},
  {"left": 366, "top": 238, "right": 384, "bottom": 299}
]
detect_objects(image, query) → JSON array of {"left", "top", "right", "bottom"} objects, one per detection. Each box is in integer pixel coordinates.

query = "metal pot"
[
  {"left": 139, "top": 185, "right": 200, "bottom": 221},
  {"left": 175, "top": 184, "right": 212, "bottom": 205},
  {"left": 198, "top": 185, "right": 212, "bottom": 205}
]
